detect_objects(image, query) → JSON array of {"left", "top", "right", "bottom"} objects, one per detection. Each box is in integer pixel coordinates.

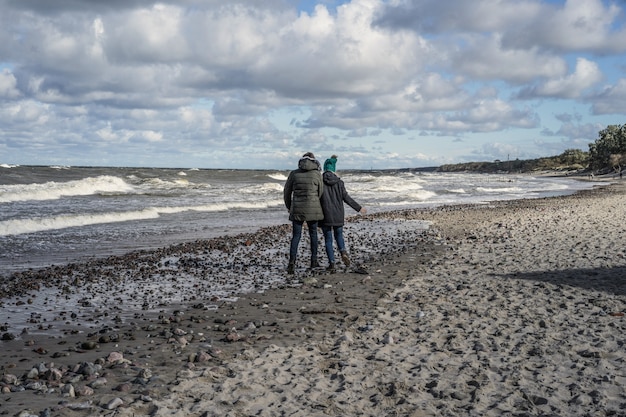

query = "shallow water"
[{"left": 0, "top": 165, "right": 597, "bottom": 273}]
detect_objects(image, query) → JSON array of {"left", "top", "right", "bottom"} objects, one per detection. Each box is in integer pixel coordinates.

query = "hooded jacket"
[
  {"left": 320, "top": 171, "right": 361, "bottom": 226},
  {"left": 284, "top": 157, "right": 324, "bottom": 222}
]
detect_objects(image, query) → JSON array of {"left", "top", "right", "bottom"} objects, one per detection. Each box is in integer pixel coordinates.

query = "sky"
[{"left": 0, "top": 0, "right": 625, "bottom": 170}]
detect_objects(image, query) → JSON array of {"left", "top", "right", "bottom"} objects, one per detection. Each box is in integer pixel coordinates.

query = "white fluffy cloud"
[
  {"left": 0, "top": 69, "right": 20, "bottom": 98},
  {"left": 0, "top": 0, "right": 624, "bottom": 168},
  {"left": 518, "top": 57, "right": 604, "bottom": 99}
]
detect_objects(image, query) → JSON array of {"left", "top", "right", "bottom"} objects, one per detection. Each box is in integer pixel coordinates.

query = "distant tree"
[
  {"left": 588, "top": 124, "right": 626, "bottom": 171},
  {"left": 609, "top": 153, "right": 626, "bottom": 173},
  {"left": 559, "top": 148, "right": 588, "bottom": 166}
]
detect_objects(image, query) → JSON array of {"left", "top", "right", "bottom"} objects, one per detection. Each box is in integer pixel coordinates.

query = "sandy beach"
[{"left": 1, "top": 178, "right": 625, "bottom": 417}]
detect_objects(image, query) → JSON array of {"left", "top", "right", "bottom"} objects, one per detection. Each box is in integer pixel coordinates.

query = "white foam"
[
  {"left": 0, "top": 175, "right": 134, "bottom": 203},
  {"left": 475, "top": 186, "right": 523, "bottom": 194},
  {"left": 0, "top": 199, "right": 285, "bottom": 236},
  {"left": 267, "top": 173, "right": 288, "bottom": 181}
]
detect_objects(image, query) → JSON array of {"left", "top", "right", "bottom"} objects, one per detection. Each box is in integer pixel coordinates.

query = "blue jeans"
[
  {"left": 322, "top": 225, "right": 345, "bottom": 264},
  {"left": 289, "top": 220, "right": 318, "bottom": 261}
]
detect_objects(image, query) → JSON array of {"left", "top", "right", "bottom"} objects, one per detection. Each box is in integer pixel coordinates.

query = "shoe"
[
  {"left": 326, "top": 263, "right": 336, "bottom": 273},
  {"left": 310, "top": 258, "right": 320, "bottom": 268},
  {"left": 287, "top": 258, "right": 295, "bottom": 275},
  {"left": 340, "top": 251, "right": 351, "bottom": 267}
]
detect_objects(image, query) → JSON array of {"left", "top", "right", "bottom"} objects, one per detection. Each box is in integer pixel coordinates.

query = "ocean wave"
[
  {"left": 0, "top": 200, "right": 284, "bottom": 236},
  {"left": 267, "top": 173, "right": 288, "bottom": 181},
  {"left": 0, "top": 175, "right": 134, "bottom": 203},
  {"left": 475, "top": 186, "right": 523, "bottom": 194},
  {"left": 133, "top": 176, "right": 202, "bottom": 192},
  {"left": 239, "top": 182, "right": 284, "bottom": 194}
]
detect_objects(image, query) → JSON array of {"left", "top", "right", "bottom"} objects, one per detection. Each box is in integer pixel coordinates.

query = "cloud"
[
  {"left": 0, "top": 69, "right": 20, "bottom": 98},
  {"left": 0, "top": 0, "right": 624, "bottom": 168},
  {"left": 501, "top": 0, "right": 626, "bottom": 54},
  {"left": 590, "top": 78, "right": 626, "bottom": 114},
  {"left": 373, "top": 0, "right": 542, "bottom": 34},
  {"left": 517, "top": 57, "right": 603, "bottom": 99},
  {"left": 452, "top": 35, "right": 568, "bottom": 84},
  {"left": 375, "top": 0, "right": 626, "bottom": 54}
]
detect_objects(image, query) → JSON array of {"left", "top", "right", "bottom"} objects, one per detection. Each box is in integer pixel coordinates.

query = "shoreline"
[
  {"left": 1, "top": 181, "right": 625, "bottom": 416},
  {"left": 1, "top": 169, "right": 606, "bottom": 276}
]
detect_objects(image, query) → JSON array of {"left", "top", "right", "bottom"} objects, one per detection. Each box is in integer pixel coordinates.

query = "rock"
[
  {"left": 114, "top": 383, "right": 132, "bottom": 393},
  {"left": 335, "top": 332, "right": 354, "bottom": 345},
  {"left": 451, "top": 390, "right": 470, "bottom": 401},
  {"left": 173, "top": 328, "right": 187, "bottom": 336},
  {"left": 24, "top": 381, "right": 46, "bottom": 392},
  {"left": 195, "top": 351, "right": 212, "bottom": 362},
  {"left": 66, "top": 400, "right": 93, "bottom": 410},
  {"left": 107, "top": 351, "right": 124, "bottom": 364},
  {"left": 225, "top": 331, "right": 242, "bottom": 342},
  {"left": 16, "top": 411, "right": 39, "bottom": 417},
  {"left": 302, "top": 277, "right": 317, "bottom": 285},
  {"left": 382, "top": 332, "right": 394, "bottom": 345},
  {"left": 60, "top": 384, "right": 75, "bottom": 397},
  {"left": 43, "top": 367, "right": 63, "bottom": 381},
  {"left": 87, "top": 377, "right": 107, "bottom": 389},
  {"left": 77, "top": 362, "right": 101, "bottom": 376},
  {"left": 80, "top": 341, "right": 98, "bottom": 350},
  {"left": 1, "top": 373, "right": 18, "bottom": 384},
  {"left": 531, "top": 396, "right": 548, "bottom": 406},
  {"left": 137, "top": 368, "right": 152, "bottom": 379},
  {"left": 75, "top": 386, "right": 94, "bottom": 397},
  {"left": 571, "top": 393, "right": 592, "bottom": 406}
]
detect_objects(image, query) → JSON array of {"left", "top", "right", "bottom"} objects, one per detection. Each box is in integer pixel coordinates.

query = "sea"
[{"left": 0, "top": 164, "right": 599, "bottom": 275}]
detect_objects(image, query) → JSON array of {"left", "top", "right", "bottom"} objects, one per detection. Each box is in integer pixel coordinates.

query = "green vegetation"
[
  {"left": 439, "top": 124, "right": 626, "bottom": 174},
  {"left": 438, "top": 148, "right": 589, "bottom": 174},
  {"left": 588, "top": 124, "right": 626, "bottom": 173}
]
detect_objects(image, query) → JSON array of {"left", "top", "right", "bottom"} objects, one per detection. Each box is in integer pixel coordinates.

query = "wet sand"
[{"left": 1, "top": 179, "right": 625, "bottom": 416}]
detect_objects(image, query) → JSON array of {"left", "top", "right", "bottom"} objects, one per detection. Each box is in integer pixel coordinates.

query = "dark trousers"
[{"left": 289, "top": 220, "right": 318, "bottom": 261}]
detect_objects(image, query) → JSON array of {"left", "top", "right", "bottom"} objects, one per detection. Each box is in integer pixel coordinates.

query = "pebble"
[
  {"left": 75, "top": 386, "right": 94, "bottom": 397},
  {"left": 88, "top": 377, "right": 108, "bottom": 389},
  {"left": 66, "top": 401, "right": 93, "bottom": 410},
  {"left": 336, "top": 333, "right": 354, "bottom": 345},
  {"left": 105, "top": 397, "right": 124, "bottom": 410},
  {"left": 81, "top": 341, "right": 98, "bottom": 350},
  {"left": 107, "top": 351, "right": 124, "bottom": 364},
  {"left": 60, "top": 384, "right": 75, "bottom": 397},
  {"left": 1, "top": 374, "right": 18, "bottom": 384}
]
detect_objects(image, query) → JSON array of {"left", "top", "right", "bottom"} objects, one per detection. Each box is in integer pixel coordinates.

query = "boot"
[
  {"left": 287, "top": 258, "right": 295, "bottom": 275},
  {"left": 310, "top": 258, "right": 320, "bottom": 268},
  {"left": 340, "top": 251, "right": 351, "bottom": 267},
  {"left": 326, "top": 263, "right": 336, "bottom": 273}
]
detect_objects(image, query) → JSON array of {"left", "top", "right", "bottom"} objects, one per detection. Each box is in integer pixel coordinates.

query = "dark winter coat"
[
  {"left": 320, "top": 171, "right": 361, "bottom": 226},
  {"left": 284, "top": 157, "right": 324, "bottom": 222}
]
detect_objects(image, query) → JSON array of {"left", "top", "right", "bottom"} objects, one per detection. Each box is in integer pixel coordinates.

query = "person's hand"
[{"left": 360, "top": 207, "right": 367, "bottom": 214}]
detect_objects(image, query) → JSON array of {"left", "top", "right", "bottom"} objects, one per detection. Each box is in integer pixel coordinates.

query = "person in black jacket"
[
  {"left": 284, "top": 152, "right": 324, "bottom": 274},
  {"left": 319, "top": 155, "right": 366, "bottom": 272}
]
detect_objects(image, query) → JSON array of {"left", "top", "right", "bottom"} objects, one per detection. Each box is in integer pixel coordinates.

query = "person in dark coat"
[
  {"left": 283, "top": 152, "right": 324, "bottom": 274},
  {"left": 320, "top": 155, "right": 366, "bottom": 272}
]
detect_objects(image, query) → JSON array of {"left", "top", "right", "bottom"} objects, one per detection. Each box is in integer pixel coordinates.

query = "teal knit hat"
[{"left": 323, "top": 155, "right": 337, "bottom": 172}]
